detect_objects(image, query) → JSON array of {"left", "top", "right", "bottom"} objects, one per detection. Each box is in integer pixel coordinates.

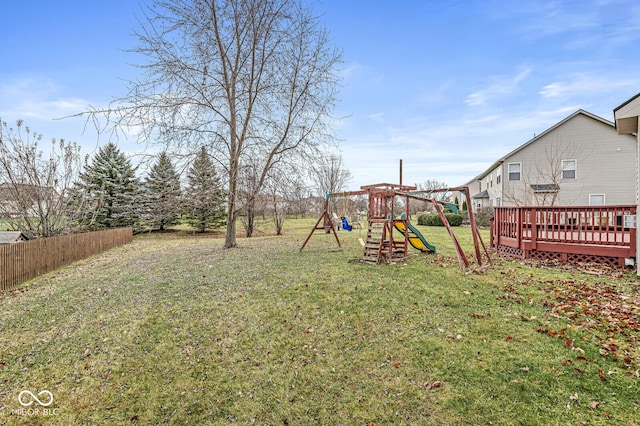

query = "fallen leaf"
[
  {"left": 424, "top": 380, "right": 443, "bottom": 390},
  {"left": 598, "top": 369, "right": 608, "bottom": 382},
  {"left": 589, "top": 401, "right": 600, "bottom": 409},
  {"left": 505, "top": 336, "right": 514, "bottom": 342}
]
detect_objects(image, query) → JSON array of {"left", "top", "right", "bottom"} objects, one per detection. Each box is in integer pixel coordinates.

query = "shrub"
[
  {"left": 472, "top": 207, "right": 494, "bottom": 227},
  {"left": 417, "top": 212, "right": 463, "bottom": 227}
]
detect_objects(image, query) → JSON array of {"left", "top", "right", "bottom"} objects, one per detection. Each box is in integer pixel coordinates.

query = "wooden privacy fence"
[
  {"left": 491, "top": 205, "right": 636, "bottom": 267},
  {"left": 0, "top": 227, "right": 132, "bottom": 291}
]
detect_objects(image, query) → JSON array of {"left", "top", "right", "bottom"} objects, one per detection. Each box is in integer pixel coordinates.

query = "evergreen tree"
[
  {"left": 145, "top": 151, "right": 181, "bottom": 230},
  {"left": 184, "top": 146, "right": 226, "bottom": 232},
  {"left": 75, "top": 143, "right": 141, "bottom": 229}
]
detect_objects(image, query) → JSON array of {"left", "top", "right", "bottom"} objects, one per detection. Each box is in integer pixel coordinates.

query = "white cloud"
[
  {"left": 368, "top": 112, "right": 385, "bottom": 123},
  {"left": 465, "top": 67, "right": 532, "bottom": 107},
  {"left": 0, "top": 75, "right": 147, "bottom": 160},
  {"left": 539, "top": 73, "right": 640, "bottom": 99},
  {"left": 0, "top": 76, "right": 93, "bottom": 122}
]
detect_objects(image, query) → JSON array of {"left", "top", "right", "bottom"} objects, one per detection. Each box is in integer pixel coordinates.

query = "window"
[
  {"left": 562, "top": 160, "right": 576, "bottom": 180},
  {"left": 496, "top": 168, "right": 501, "bottom": 184},
  {"left": 508, "top": 163, "right": 521, "bottom": 181},
  {"left": 589, "top": 194, "right": 605, "bottom": 206}
]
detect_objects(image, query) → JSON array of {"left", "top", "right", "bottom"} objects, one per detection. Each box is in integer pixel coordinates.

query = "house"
[
  {"left": 0, "top": 231, "right": 30, "bottom": 244},
  {"left": 466, "top": 110, "right": 637, "bottom": 210},
  {"left": 613, "top": 92, "right": 640, "bottom": 274},
  {"left": 0, "top": 183, "right": 57, "bottom": 217}
]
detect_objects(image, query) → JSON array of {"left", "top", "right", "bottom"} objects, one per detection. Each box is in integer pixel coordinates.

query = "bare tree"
[
  {"left": 264, "top": 175, "right": 287, "bottom": 236},
  {"left": 308, "top": 153, "right": 352, "bottom": 214},
  {"left": 287, "top": 178, "right": 311, "bottom": 218},
  {"left": 264, "top": 162, "right": 305, "bottom": 235},
  {"left": 309, "top": 153, "right": 352, "bottom": 197},
  {"left": 85, "top": 0, "right": 341, "bottom": 248},
  {"left": 0, "top": 119, "right": 83, "bottom": 238},
  {"left": 502, "top": 141, "right": 585, "bottom": 206},
  {"left": 237, "top": 159, "right": 262, "bottom": 237},
  {"left": 413, "top": 179, "right": 450, "bottom": 214},
  {"left": 415, "top": 179, "right": 450, "bottom": 195}
]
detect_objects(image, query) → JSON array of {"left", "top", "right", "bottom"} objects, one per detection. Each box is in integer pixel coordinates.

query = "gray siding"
[{"left": 500, "top": 113, "right": 636, "bottom": 206}]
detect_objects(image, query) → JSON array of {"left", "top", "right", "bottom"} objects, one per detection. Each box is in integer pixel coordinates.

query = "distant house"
[
  {"left": 465, "top": 110, "right": 637, "bottom": 209},
  {"left": 0, "top": 183, "right": 57, "bottom": 217},
  {"left": 0, "top": 231, "right": 30, "bottom": 244}
]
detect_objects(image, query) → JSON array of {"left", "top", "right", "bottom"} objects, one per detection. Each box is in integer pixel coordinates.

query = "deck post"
[{"left": 530, "top": 208, "right": 537, "bottom": 252}]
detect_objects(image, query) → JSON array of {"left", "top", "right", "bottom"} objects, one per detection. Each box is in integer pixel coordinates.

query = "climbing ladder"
[
  {"left": 363, "top": 222, "right": 384, "bottom": 263},
  {"left": 363, "top": 220, "right": 407, "bottom": 264}
]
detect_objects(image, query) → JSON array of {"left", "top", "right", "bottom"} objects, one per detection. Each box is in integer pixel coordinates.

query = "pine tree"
[
  {"left": 145, "top": 151, "right": 181, "bottom": 230},
  {"left": 184, "top": 146, "right": 226, "bottom": 232},
  {"left": 75, "top": 143, "right": 141, "bottom": 229}
]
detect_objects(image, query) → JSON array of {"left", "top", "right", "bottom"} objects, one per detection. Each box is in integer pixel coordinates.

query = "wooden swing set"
[{"left": 300, "top": 181, "right": 490, "bottom": 272}]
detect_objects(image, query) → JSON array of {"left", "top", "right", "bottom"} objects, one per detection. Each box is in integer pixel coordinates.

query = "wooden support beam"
[{"left": 299, "top": 199, "right": 341, "bottom": 251}]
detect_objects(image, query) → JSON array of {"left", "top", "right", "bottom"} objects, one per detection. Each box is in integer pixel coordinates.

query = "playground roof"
[{"left": 359, "top": 183, "right": 417, "bottom": 191}]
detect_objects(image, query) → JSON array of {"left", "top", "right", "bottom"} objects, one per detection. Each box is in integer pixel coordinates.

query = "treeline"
[
  {"left": 73, "top": 143, "right": 227, "bottom": 233},
  {"left": 0, "top": 120, "right": 345, "bottom": 238}
]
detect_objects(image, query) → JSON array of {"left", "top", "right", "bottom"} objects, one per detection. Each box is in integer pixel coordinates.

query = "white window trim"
[
  {"left": 508, "top": 162, "right": 521, "bottom": 181},
  {"left": 589, "top": 194, "right": 605, "bottom": 206},
  {"left": 561, "top": 159, "right": 577, "bottom": 180}
]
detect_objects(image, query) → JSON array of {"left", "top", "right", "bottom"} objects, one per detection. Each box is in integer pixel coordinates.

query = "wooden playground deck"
[{"left": 491, "top": 205, "right": 637, "bottom": 267}]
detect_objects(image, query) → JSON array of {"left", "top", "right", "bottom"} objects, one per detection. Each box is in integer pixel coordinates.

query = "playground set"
[{"left": 300, "top": 179, "right": 490, "bottom": 271}]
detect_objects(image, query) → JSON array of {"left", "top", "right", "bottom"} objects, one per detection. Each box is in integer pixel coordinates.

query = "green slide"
[{"left": 394, "top": 219, "right": 436, "bottom": 253}]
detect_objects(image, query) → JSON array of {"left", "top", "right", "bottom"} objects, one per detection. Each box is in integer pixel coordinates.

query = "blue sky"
[{"left": 2, "top": 0, "right": 640, "bottom": 189}]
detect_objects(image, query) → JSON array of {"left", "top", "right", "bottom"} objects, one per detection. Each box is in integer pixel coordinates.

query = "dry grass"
[{"left": 1, "top": 219, "right": 639, "bottom": 425}]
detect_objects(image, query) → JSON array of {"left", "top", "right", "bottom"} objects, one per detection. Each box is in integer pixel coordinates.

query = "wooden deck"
[{"left": 491, "top": 205, "right": 636, "bottom": 267}]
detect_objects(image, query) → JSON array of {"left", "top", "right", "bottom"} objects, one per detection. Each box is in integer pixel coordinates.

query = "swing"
[{"left": 340, "top": 193, "right": 353, "bottom": 231}]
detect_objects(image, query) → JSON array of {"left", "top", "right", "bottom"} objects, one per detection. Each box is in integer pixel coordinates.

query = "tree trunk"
[
  {"left": 224, "top": 178, "right": 238, "bottom": 248},
  {"left": 224, "top": 213, "right": 237, "bottom": 247},
  {"left": 245, "top": 202, "right": 255, "bottom": 237}
]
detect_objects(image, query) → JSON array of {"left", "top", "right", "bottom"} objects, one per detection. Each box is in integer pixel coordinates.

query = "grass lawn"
[{"left": 1, "top": 218, "right": 639, "bottom": 424}]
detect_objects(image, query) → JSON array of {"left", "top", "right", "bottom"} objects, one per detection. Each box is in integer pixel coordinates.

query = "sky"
[{"left": 2, "top": 0, "right": 640, "bottom": 190}]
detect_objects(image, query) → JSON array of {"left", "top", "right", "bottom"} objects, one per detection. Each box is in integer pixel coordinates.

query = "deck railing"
[{"left": 491, "top": 205, "right": 636, "bottom": 266}]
